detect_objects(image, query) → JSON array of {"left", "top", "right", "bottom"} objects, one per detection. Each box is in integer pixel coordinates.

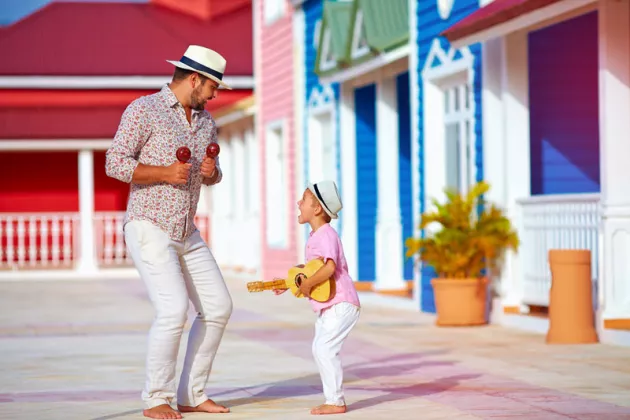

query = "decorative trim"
[
  {"left": 0, "top": 139, "right": 112, "bottom": 151},
  {"left": 354, "top": 281, "right": 373, "bottom": 291},
  {"left": 447, "top": 0, "right": 596, "bottom": 49},
  {"left": 603, "top": 319, "right": 630, "bottom": 331},
  {"left": 320, "top": 44, "right": 410, "bottom": 85},
  {"left": 213, "top": 96, "right": 256, "bottom": 126},
  {"left": 422, "top": 39, "right": 474, "bottom": 80},
  {"left": 313, "top": 19, "right": 322, "bottom": 49},
  {"left": 0, "top": 76, "right": 254, "bottom": 90},
  {"left": 503, "top": 306, "right": 521, "bottom": 314},
  {"left": 319, "top": 28, "right": 337, "bottom": 72},
  {"left": 307, "top": 84, "right": 336, "bottom": 112},
  {"left": 437, "top": 0, "right": 455, "bottom": 20},
  {"left": 349, "top": 10, "right": 370, "bottom": 60}
]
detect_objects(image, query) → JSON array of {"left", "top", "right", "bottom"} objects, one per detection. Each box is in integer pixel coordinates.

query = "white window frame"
[
  {"left": 307, "top": 85, "right": 339, "bottom": 231},
  {"left": 350, "top": 10, "right": 370, "bottom": 60},
  {"left": 442, "top": 77, "right": 474, "bottom": 194},
  {"left": 265, "top": 119, "right": 289, "bottom": 248},
  {"left": 264, "top": 0, "right": 285, "bottom": 26},
  {"left": 421, "top": 39, "right": 477, "bottom": 207}
]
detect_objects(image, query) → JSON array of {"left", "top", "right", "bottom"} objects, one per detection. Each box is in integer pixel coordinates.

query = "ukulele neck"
[{"left": 262, "top": 279, "right": 288, "bottom": 290}]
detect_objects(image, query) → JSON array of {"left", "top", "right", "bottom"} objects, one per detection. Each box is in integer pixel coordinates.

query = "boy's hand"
[
  {"left": 299, "top": 281, "right": 312, "bottom": 298},
  {"left": 273, "top": 289, "right": 288, "bottom": 295}
]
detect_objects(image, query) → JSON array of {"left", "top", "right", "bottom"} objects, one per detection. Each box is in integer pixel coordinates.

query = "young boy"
[{"left": 275, "top": 180, "right": 361, "bottom": 415}]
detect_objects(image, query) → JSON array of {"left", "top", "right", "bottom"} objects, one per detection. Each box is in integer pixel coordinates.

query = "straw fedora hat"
[{"left": 167, "top": 45, "right": 231, "bottom": 90}]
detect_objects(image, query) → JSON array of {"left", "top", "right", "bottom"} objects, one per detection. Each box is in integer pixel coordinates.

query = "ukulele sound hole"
[{"left": 294, "top": 273, "right": 307, "bottom": 287}]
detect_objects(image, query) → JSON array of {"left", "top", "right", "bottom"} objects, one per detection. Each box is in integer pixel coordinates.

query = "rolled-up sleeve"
[{"left": 105, "top": 100, "right": 150, "bottom": 184}]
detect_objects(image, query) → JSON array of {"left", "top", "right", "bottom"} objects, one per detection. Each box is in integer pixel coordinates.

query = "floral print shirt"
[{"left": 105, "top": 85, "right": 222, "bottom": 241}]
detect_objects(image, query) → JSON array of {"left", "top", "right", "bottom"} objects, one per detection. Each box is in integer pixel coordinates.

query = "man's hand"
[
  {"left": 162, "top": 162, "right": 191, "bottom": 185},
  {"left": 200, "top": 156, "right": 217, "bottom": 178}
]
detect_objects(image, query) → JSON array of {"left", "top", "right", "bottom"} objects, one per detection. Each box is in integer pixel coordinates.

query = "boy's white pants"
[
  {"left": 124, "top": 220, "right": 233, "bottom": 409},
  {"left": 312, "top": 302, "right": 360, "bottom": 406}
]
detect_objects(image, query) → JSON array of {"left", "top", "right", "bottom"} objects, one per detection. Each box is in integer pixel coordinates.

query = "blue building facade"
[
  {"left": 415, "top": 0, "right": 484, "bottom": 312},
  {"left": 303, "top": 0, "right": 342, "bottom": 237}
]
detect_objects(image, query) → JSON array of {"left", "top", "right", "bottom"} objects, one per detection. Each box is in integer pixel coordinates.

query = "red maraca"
[
  {"left": 176, "top": 146, "right": 191, "bottom": 163},
  {"left": 206, "top": 143, "right": 220, "bottom": 158}
]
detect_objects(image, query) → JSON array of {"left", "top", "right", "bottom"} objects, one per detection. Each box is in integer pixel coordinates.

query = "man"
[{"left": 105, "top": 45, "right": 233, "bottom": 420}]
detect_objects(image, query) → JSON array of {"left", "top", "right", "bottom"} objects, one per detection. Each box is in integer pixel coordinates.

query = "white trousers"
[
  {"left": 124, "top": 220, "right": 233, "bottom": 409},
  {"left": 312, "top": 302, "right": 360, "bottom": 406}
]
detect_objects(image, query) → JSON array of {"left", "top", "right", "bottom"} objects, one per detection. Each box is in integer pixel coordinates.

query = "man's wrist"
[{"left": 204, "top": 167, "right": 218, "bottom": 184}]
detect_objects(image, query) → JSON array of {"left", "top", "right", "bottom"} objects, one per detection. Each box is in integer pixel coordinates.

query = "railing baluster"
[
  {"left": 104, "top": 215, "right": 114, "bottom": 265},
  {"left": 63, "top": 215, "right": 72, "bottom": 265},
  {"left": 0, "top": 218, "right": 3, "bottom": 267},
  {"left": 51, "top": 216, "right": 60, "bottom": 266},
  {"left": 17, "top": 216, "right": 26, "bottom": 267},
  {"left": 28, "top": 216, "right": 37, "bottom": 266},
  {"left": 40, "top": 216, "right": 49, "bottom": 266},
  {"left": 114, "top": 215, "right": 125, "bottom": 264},
  {"left": 517, "top": 194, "right": 600, "bottom": 308}
]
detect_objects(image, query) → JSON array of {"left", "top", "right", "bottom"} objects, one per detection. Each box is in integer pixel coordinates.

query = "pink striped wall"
[{"left": 256, "top": 0, "right": 298, "bottom": 280}]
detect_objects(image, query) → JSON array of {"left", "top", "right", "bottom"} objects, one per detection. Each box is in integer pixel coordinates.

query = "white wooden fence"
[
  {"left": 516, "top": 193, "right": 601, "bottom": 307},
  {"left": 0, "top": 212, "right": 210, "bottom": 270}
]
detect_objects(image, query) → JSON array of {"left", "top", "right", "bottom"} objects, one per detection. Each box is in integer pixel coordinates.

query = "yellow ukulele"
[{"left": 246, "top": 259, "right": 335, "bottom": 303}]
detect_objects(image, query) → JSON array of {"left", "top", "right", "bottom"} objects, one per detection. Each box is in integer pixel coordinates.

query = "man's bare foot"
[
  {"left": 177, "top": 399, "right": 230, "bottom": 414},
  {"left": 143, "top": 404, "right": 182, "bottom": 419},
  {"left": 310, "top": 404, "right": 347, "bottom": 415}
]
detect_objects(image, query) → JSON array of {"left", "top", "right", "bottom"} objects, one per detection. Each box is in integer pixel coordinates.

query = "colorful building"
[
  {"left": 411, "top": 0, "right": 485, "bottom": 311},
  {"left": 441, "top": 0, "right": 630, "bottom": 344},
  {"left": 254, "top": 0, "right": 301, "bottom": 280},
  {"left": 0, "top": 0, "right": 254, "bottom": 278},
  {"left": 297, "top": 0, "right": 413, "bottom": 297}
]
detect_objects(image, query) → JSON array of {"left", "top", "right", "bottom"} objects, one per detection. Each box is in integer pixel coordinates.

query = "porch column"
[
  {"left": 77, "top": 149, "right": 97, "bottom": 273},
  {"left": 340, "top": 84, "right": 358, "bottom": 281},
  {"left": 374, "top": 76, "right": 405, "bottom": 292},
  {"left": 599, "top": 0, "right": 630, "bottom": 327},
  {"left": 500, "top": 31, "right": 531, "bottom": 311},
  {"left": 232, "top": 131, "right": 246, "bottom": 271}
]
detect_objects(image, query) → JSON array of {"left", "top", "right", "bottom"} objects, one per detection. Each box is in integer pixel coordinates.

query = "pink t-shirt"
[{"left": 305, "top": 223, "right": 361, "bottom": 313}]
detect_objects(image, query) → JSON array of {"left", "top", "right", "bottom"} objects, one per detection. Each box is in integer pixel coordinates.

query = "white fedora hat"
[
  {"left": 308, "top": 180, "right": 342, "bottom": 220},
  {"left": 167, "top": 45, "right": 231, "bottom": 90}
]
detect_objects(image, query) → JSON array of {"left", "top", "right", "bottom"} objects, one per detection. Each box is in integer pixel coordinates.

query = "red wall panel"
[
  {"left": 0, "top": 151, "right": 79, "bottom": 212},
  {"left": 94, "top": 151, "right": 129, "bottom": 211}
]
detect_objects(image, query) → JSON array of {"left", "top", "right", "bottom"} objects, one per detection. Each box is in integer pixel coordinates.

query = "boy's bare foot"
[
  {"left": 310, "top": 404, "right": 347, "bottom": 415},
  {"left": 143, "top": 404, "right": 182, "bottom": 419},
  {"left": 177, "top": 399, "right": 230, "bottom": 414}
]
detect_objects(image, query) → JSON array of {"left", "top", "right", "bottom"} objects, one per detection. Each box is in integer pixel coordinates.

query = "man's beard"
[{"left": 190, "top": 87, "right": 206, "bottom": 111}]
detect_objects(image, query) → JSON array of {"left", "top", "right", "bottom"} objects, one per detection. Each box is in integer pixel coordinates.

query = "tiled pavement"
[{"left": 1, "top": 276, "right": 629, "bottom": 419}]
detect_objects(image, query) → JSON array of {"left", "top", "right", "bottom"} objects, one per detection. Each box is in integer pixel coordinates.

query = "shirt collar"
[
  {"left": 160, "top": 84, "right": 180, "bottom": 108},
  {"left": 160, "top": 84, "right": 206, "bottom": 119}
]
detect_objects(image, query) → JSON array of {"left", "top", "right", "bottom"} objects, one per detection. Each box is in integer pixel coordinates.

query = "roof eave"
[
  {"left": 0, "top": 75, "right": 254, "bottom": 90},
  {"left": 441, "top": 0, "right": 596, "bottom": 49}
]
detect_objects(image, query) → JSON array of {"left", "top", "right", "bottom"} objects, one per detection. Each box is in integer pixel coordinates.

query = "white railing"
[
  {"left": 94, "top": 212, "right": 133, "bottom": 267},
  {"left": 1, "top": 212, "right": 211, "bottom": 271},
  {"left": 0, "top": 213, "right": 79, "bottom": 269},
  {"left": 516, "top": 193, "right": 601, "bottom": 307}
]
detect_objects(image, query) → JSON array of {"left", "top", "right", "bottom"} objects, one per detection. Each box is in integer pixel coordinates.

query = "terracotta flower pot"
[
  {"left": 431, "top": 277, "right": 488, "bottom": 326},
  {"left": 546, "top": 250, "right": 598, "bottom": 344}
]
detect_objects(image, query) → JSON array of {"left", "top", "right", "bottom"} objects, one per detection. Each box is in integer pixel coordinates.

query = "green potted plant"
[{"left": 405, "top": 181, "right": 519, "bottom": 326}]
